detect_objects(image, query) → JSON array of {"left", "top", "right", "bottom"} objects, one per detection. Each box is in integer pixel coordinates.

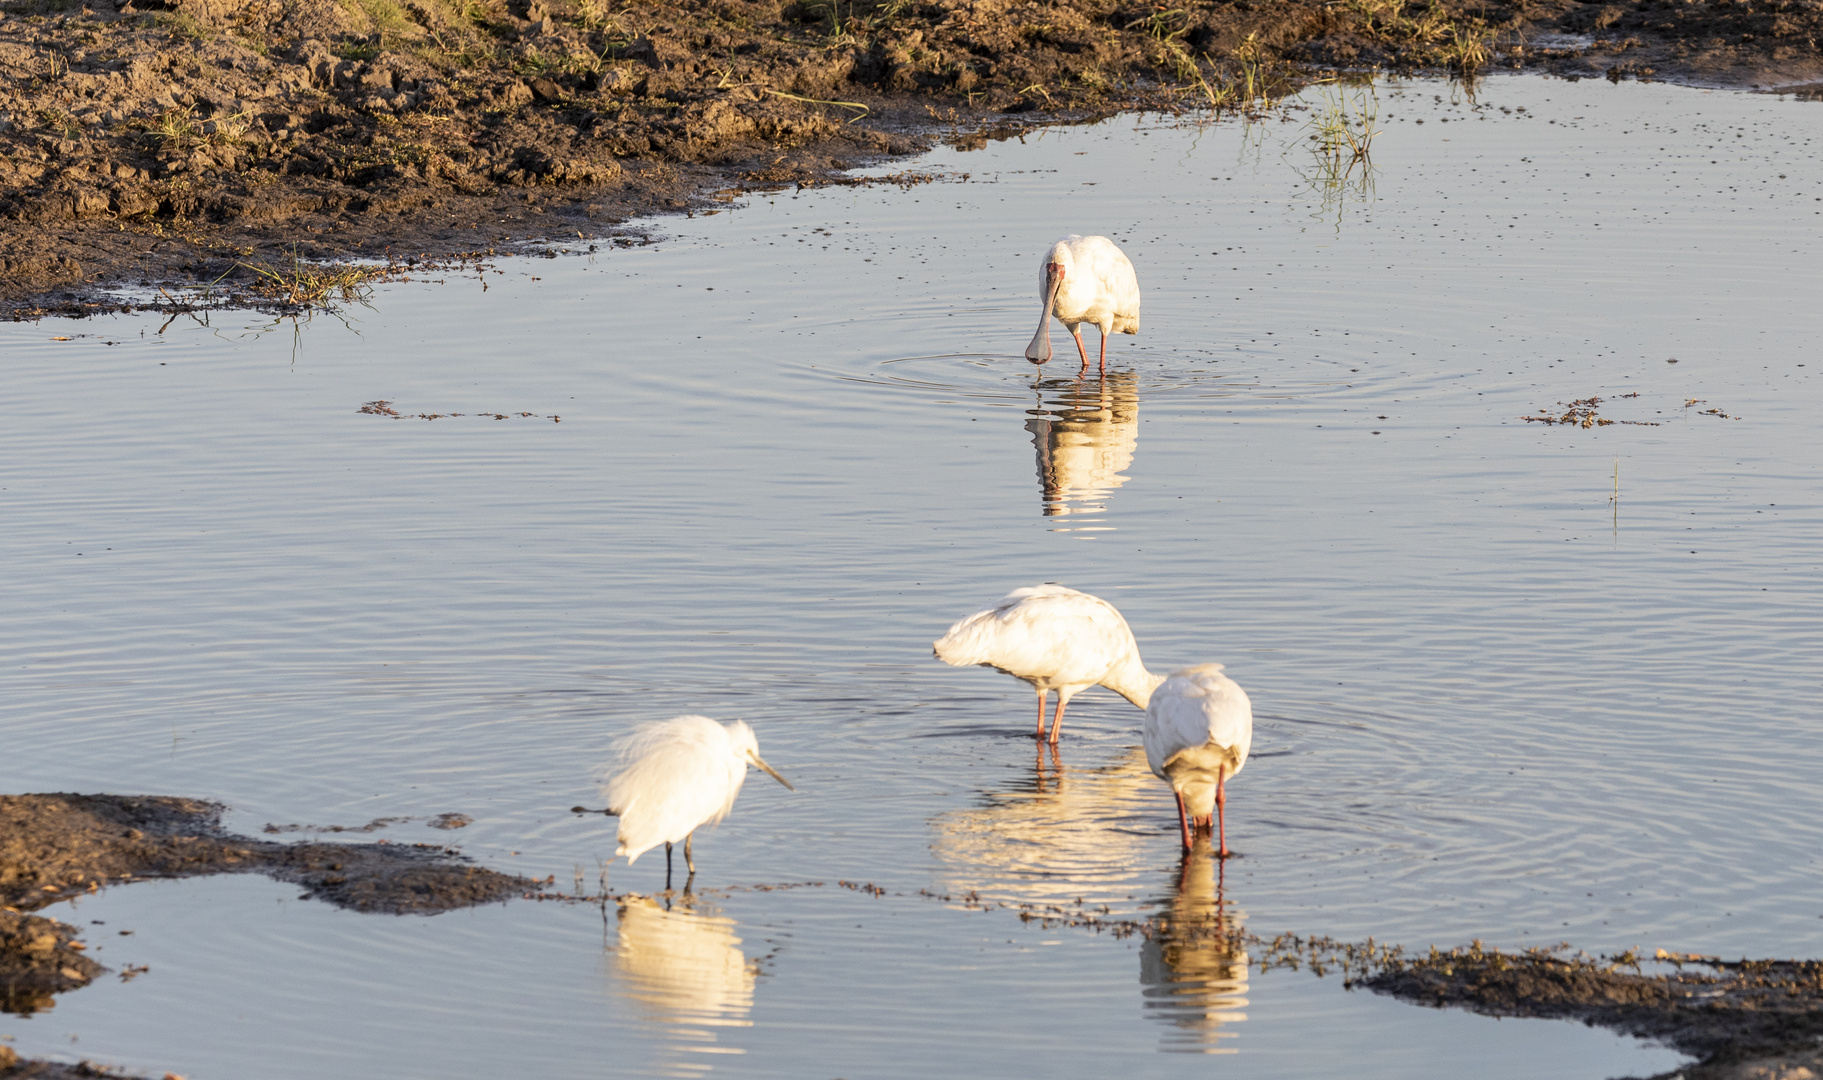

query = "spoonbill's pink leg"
[
  {"left": 1214, "top": 764, "right": 1231, "bottom": 859},
  {"left": 1174, "top": 791, "right": 1193, "bottom": 851},
  {"left": 1047, "top": 696, "right": 1070, "bottom": 744},
  {"left": 1035, "top": 690, "right": 1049, "bottom": 739},
  {"left": 1070, "top": 326, "right": 1090, "bottom": 368}
]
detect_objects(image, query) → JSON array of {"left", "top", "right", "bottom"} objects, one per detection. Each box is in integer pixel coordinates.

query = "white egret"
[
  {"left": 1024, "top": 234, "right": 1141, "bottom": 375},
  {"left": 599, "top": 714, "right": 794, "bottom": 883},
  {"left": 934, "top": 585, "right": 1163, "bottom": 743},
  {"left": 1144, "top": 664, "right": 1253, "bottom": 857}
]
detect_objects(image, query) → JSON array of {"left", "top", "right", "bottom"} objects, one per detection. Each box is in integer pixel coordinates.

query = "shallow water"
[{"left": 4, "top": 74, "right": 1821, "bottom": 1076}]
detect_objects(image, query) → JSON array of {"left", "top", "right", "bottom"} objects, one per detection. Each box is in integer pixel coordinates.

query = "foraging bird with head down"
[
  {"left": 1025, "top": 234, "right": 1141, "bottom": 375},
  {"left": 599, "top": 714, "right": 794, "bottom": 883},
  {"left": 934, "top": 585, "right": 1163, "bottom": 743},
  {"left": 1144, "top": 664, "right": 1252, "bottom": 857}
]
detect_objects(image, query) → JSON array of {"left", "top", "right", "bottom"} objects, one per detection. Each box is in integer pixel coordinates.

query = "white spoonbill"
[
  {"left": 1024, "top": 234, "right": 1141, "bottom": 375},
  {"left": 599, "top": 714, "right": 794, "bottom": 883},
  {"left": 934, "top": 585, "right": 1163, "bottom": 743},
  {"left": 1144, "top": 664, "right": 1253, "bottom": 857}
]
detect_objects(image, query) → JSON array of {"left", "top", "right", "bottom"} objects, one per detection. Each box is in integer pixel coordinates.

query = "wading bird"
[
  {"left": 1144, "top": 664, "right": 1253, "bottom": 857},
  {"left": 1025, "top": 234, "right": 1141, "bottom": 375},
  {"left": 599, "top": 715, "right": 794, "bottom": 885},
  {"left": 934, "top": 585, "right": 1163, "bottom": 743}
]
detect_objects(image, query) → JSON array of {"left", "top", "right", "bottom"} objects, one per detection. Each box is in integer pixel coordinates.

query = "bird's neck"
[{"left": 1104, "top": 661, "right": 1166, "bottom": 709}]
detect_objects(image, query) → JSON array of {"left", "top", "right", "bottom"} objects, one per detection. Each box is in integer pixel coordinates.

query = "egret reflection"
[
  {"left": 1025, "top": 371, "right": 1140, "bottom": 528},
  {"left": 930, "top": 745, "right": 1162, "bottom": 909},
  {"left": 1141, "top": 848, "right": 1250, "bottom": 1054},
  {"left": 607, "top": 895, "right": 754, "bottom": 1077}
]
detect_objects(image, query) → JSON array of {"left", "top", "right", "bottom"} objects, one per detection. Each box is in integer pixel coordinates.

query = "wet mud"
[
  {"left": 0, "top": 793, "right": 538, "bottom": 1018},
  {"left": 1362, "top": 944, "right": 1823, "bottom": 1080},
  {"left": 0, "top": 1047, "right": 135, "bottom": 1080},
  {"left": 3, "top": 0, "right": 1820, "bottom": 316},
  {"left": 935, "top": 886, "right": 1823, "bottom": 1079}
]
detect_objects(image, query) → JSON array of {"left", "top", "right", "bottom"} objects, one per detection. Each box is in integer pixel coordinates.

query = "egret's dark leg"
[
  {"left": 1098, "top": 327, "right": 1108, "bottom": 374},
  {"left": 664, "top": 842, "right": 674, "bottom": 891},
  {"left": 1174, "top": 791, "right": 1193, "bottom": 851},
  {"left": 1047, "top": 696, "right": 1070, "bottom": 744},
  {"left": 684, "top": 833, "right": 696, "bottom": 875},
  {"left": 1214, "top": 765, "right": 1231, "bottom": 859}
]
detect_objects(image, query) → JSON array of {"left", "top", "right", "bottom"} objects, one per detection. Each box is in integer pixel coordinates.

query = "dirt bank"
[
  {"left": 0, "top": 792, "right": 538, "bottom": 1016},
  {"left": 991, "top": 892, "right": 1823, "bottom": 1079},
  {"left": 0, "top": 1046, "right": 137, "bottom": 1080},
  {"left": 3, "top": 0, "right": 1820, "bottom": 317},
  {"left": 1353, "top": 943, "right": 1823, "bottom": 1077}
]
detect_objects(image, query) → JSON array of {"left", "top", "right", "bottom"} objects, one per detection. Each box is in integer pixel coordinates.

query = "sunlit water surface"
[{"left": 4, "top": 74, "right": 1820, "bottom": 1077}]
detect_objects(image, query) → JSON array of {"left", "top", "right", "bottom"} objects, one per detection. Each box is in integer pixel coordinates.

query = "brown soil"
[
  {"left": 2, "top": 0, "right": 1819, "bottom": 317},
  {"left": 984, "top": 891, "right": 1823, "bottom": 1080},
  {"left": 0, "top": 1047, "right": 137, "bottom": 1080},
  {"left": 1354, "top": 942, "right": 1823, "bottom": 1079},
  {"left": 0, "top": 793, "right": 538, "bottom": 1017}
]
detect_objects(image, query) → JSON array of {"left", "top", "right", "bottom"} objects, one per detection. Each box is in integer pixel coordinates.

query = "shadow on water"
[
  {"left": 1025, "top": 370, "right": 1140, "bottom": 530},
  {"left": 1142, "top": 846, "right": 1251, "bottom": 1054},
  {"left": 606, "top": 894, "right": 755, "bottom": 1077}
]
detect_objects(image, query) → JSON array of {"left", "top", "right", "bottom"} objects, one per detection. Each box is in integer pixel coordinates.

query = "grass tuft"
[{"left": 238, "top": 256, "right": 380, "bottom": 307}]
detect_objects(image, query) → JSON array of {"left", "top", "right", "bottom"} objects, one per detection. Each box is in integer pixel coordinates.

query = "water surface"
[{"left": 4, "top": 74, "right": 1820, "bottom": 1077}]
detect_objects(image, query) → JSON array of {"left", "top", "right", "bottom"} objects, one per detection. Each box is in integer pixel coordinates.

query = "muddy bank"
[
  {"left": 3, "top": 0, "right": 1820, "bottom": 317},
  {"left": 1360, "top": 943, "right": 1823, "bottom": 1080},
  {"left": 993, "top": 893, "right": 1823, "bottom": 1078},
  {"left": 0, "top": 1046, "right": 135, "bottom": 1080},
  {"left": 0, "top": 793, "right": 538, "bottom": 1015}
]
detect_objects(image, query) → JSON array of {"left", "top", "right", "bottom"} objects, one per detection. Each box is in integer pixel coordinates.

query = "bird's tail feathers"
[{"left": 933, "top": 613, "right": 1001, "bottom": 668}]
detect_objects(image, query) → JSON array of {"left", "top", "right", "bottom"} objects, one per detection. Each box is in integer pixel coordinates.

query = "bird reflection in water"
[
  {"left": 930, "top": 744, "right": 1162, "bottom": 910},
  {"left": 606, "top": 894, "right": 755, "bottom": 1077},
  {"left": 1024, "top": 370, "right": 1140, "bottom": 529},
  {"left": 1140, "top": 847, "right": 1251, "bottom": 1054}
]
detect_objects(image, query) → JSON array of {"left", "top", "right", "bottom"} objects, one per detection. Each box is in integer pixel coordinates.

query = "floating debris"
[
  {"left": 358, "top": 401, "right": 558, "bottom": 422},
  {"left": 1522, "top": 394, "right": 1659, "bottom": 428}
]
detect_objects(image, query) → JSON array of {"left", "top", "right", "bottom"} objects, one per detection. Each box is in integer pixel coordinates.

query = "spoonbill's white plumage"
[
  {"left": 1144, "top": 664, "right": 1253, "bottom": 857},
  {"left": 599, "top": 714, "right": 794, "bottom": 882},
  {"left": 934, "top": 585, "right": 1163, "bottom": 743},
  {"left": 1024, "top": 234, "right": 1141, "bottom": 375}
]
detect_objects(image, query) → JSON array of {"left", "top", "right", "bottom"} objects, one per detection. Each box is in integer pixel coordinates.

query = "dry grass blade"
[{"left": 766, "top": 89, "right": 870, "bottom": 119}]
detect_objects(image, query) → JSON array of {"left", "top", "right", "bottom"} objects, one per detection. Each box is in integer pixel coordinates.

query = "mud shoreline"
[
  {"left": 3, "top": 0, "right": 1821, "bottom": 317},
  {"left": 6, "top": 795, "right": 1822, "bottom": 1077},
  {"left": 0, "top": 794, "right": 536, "bottom": 1015},
  {"left": 998, "top": 900, "right": 1823, "bottom": 1079}
]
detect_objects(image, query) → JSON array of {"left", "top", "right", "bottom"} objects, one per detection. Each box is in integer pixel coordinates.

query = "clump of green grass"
[
  {"left": 1306, "top": 84, "right": 1381, "bottom": 173},
  {"left": 1231, "top": 32, "right": 1281, "bottom": 109},
  {"left": 138, "top": 108, "right": 252, "bottom": 152},
  {"left": 148, "top": 10, "right": 211, "bottom": 41},
  {"left": 239, "top": 257, "right": 379, "bottom": 307},
  {"left": 1336, "top": 0, "right": 1501, "bottom": 75},
  {"left": 797, "top": 0, "right": 910, "bottom": 46},
  {"left": 338, "top": 0, "right": 417, "bottom": 43}
]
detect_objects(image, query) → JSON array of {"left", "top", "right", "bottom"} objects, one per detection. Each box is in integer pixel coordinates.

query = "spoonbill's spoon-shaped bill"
[
  {"left": 1024, "top": 234, "right": 1141, "bottom": 374},
  {"left": 599, "top": 714, "right": 794, "bottom": 882},
  {"left": 933, "top": 584, "right": 1163, "bottom": 743},
  {"left": 1144, "top": 664, "right": 1253, "bottom": 857}
]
